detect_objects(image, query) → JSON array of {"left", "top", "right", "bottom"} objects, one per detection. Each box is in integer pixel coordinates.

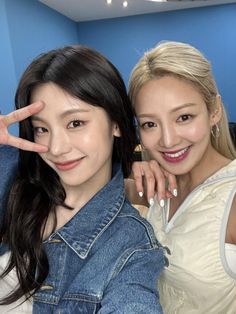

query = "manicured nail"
[
  {"left": 138, "top": 192, "right": 143, "bottom": 197},
  {"left": 159, "top": 199, "right": 165, "bottom": 208},
  {"left": 173, "top": 189, "right": 178, "bottom": 197},
  {"left": 149, "top": 198, "right": 154, "bottom": 207}
]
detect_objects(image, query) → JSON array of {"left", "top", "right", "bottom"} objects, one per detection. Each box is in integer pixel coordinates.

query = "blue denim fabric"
[
  {"left": 0, "top": 146, "right": 18, "bottom": 224},
  {"left": 34, "top": 164, "right": 164, "bottom": 313},
  {"left": 0, "top": 158, "right": 165, "bottom": 313}
]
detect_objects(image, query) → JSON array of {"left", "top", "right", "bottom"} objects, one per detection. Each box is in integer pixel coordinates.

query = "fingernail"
[
  {"left": 138, "top": 192, "right": 143, "bottom": 197},
  {"left": 173, "top": 189, "right": 178, "bottom": 197},
  {"left": 159, "top": 199, "right": 165, "bottom": 208},
  {"left": 149, "top": 198, "right": 154, "bottom": 207}
]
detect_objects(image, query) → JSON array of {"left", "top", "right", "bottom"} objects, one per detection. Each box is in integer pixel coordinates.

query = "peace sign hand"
[{"left": 0, "top": 102, "right": 48, "bottom": 152}]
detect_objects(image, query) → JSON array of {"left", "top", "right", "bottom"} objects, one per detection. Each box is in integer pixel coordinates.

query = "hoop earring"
[{"left": 211, "top": 123, "right": 220, "bottom": 138}]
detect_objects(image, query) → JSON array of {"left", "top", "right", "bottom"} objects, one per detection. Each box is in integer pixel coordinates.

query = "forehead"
[
  {"left": 31, "top": 82, "right": 94, "bottom": 113},
  {"left": 135, "top": 76, "right": 205, "bottom": 113}
]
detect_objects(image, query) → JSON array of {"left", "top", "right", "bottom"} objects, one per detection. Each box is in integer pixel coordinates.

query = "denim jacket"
[
  {"left": 0, "top": 146, "right": 18, "bottom": 224},
  {"left": 1, "top": 160, "right": 164, "bottom": 313}
]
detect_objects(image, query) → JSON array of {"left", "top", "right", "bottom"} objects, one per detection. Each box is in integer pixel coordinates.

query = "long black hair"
[{"left": 0, "top": 45, "right": 137, "bottom": 304}]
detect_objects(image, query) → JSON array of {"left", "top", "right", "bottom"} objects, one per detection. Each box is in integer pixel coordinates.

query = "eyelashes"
[
  {"left": 139, "top": 113, "right": 195, "bottom": 129},
  {"left": 67, "top": 119, "right": 85, "bottom": 129},
  {"left": 140, "top": 121, "right": 157, "bottom": 129},
  {"left": 32, "top": 118, "right": 86, "bottom": 135},
  {"left": 176, "top": 114, "right": 193, "bottom": 122},
  {"left": 33, "top": 126, "right": 48, "bottom": 136}
]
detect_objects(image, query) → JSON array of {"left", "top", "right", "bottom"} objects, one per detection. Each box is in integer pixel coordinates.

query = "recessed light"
[
  {"left": 106, "top": 0, "right": 112, "bottom": 4},
  {"left": 123, "top": 1, "right": 128, "bottom": 8},
  {"left": 145, "top": 0, "right": 168, "bottom": 2}
]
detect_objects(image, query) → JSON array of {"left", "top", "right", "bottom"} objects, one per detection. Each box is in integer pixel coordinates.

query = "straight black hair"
[{"left": 0, "top": 45, "right": 137, "bottom": 304}]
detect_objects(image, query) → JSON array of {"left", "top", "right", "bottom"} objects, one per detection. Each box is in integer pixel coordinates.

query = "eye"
[
  {"left": 140, "top": 121, "right": 157, "bottom": 129},
  {"left": 33, "top": 126, "right": 48, "bottom": 135},
  {"left": 177, "top": 114, "right": 193, "bottom": 122},
  {"left": 67, "top": 120, "right": 84, "bottom": 129}
]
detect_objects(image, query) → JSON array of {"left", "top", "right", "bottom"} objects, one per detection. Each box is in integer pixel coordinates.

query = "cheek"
[
  {"left": 71, "top": 129, "right": 114, "bottom": 151},
  {"left": 38, "top": 152, "right": 48, "bottom": 164},
  {"left": 186, "top": 123, "right": 210, "bottom": 142},
  {"left": 139, "top": 131, "right": 157, "bottom": 149},
  {"left": 72, "top": 132, "right": 100, "bottom": 149},
  {"left": 34, "top": 135, "right": 49, "bottom": 146}
]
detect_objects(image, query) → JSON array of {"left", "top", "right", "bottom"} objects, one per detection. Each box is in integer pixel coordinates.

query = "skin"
[
  {"left": 0, "top": 102, "right": 48, "bottom": 152},
  {"left": 3, "top": 81, "right": 234, "bottom": 244},
  {"left": 131, "top": 160, "right": 177, "bottom": 206},
  {"left": 134, "top": 75, "right": 236, "bottom": 244},
  {"left": 1, "top": 79, "right": 235, "bottom": 244},
  {"left": 30, "top": 82, "right": 120, "bottom": 234},
  {"left": 0, "top": 98, "right": 172, "bottom": 210}
]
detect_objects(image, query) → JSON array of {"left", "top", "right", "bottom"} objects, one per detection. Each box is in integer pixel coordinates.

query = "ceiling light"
[
  {"left": 123, "top": 1, "right": 128, "bottom": 8},
  {"left": 106, "top": 0, "right": 112, "bottom": 4},
  {"left": 145, "top": 0, "right": 168, "bottom": 2}
]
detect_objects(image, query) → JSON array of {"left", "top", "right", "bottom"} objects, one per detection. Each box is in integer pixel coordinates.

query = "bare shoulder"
[{"left": 226, "top": 194, "right": 236, "bottom": 244}]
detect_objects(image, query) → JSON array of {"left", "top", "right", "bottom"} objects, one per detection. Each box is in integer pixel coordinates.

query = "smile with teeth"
[{"left": 164, "top": 147, "right": 189, "bottom": 158}]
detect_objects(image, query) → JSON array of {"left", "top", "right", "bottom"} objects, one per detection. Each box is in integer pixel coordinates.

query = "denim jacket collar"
[{"left": 47, "top": 163, "right": 125, "bottom": 259}]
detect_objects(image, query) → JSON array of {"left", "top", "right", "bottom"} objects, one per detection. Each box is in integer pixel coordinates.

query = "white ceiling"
[{"left": 38, "top": 0, "right": 236, "bottom": 22}]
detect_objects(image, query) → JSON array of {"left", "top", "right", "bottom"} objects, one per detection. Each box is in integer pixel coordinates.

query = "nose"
[
  {"left": 49, "top": 131, "right": 72, "bottom": 156},
  {"left": 159, "top": 124, "right": 180, "bottom": 149}
]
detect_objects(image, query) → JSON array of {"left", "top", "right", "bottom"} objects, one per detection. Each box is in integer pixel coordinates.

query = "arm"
[
  {"left": 131, "top": 160, "right": 177, "bottom": 206},
  {"left": 0, "top": 102, "right": 48, "bottom": 152},
  {"left": 226, "top": 194, "right": 236, "bottom": 244},
  {"left": 0, "top": 146, "right": 19, "bottom": 224},
  {"left": 99, "top": 247, "right": 164, "bottom": 314}
]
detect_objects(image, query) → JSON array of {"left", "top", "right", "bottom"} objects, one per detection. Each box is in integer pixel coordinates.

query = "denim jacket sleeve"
[
  {"left": 0, "top": 146, "right": 18, "bottom": 227},
  {"left": 98, "top": 246, "right": 164, "bottom": 313}
]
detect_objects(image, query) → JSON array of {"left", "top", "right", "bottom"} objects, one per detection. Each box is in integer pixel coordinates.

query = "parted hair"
[{"left": 129, "top": 41, "right": 236, "bottom": 159}]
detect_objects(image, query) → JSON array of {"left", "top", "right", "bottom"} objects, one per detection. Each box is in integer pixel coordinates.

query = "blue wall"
[
  {"left": 77, "top": 4, "right": 236, "bottom": 121},
  {"left": 1, "top": 0, "right": 236, "bottom": 133},
  {"left": 0, "top": 0, "right": 79, "bottom": 121},
  {"left": 0, "top": 0, "right": 17, "bottom": 115}
]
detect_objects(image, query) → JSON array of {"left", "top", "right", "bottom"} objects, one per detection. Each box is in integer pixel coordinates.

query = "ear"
[
  {"left": 210, "top": 94, "right": 222, "bottom": 127},
  {"left": 112, "top": 124, "right": 121, "bottom": 137}
]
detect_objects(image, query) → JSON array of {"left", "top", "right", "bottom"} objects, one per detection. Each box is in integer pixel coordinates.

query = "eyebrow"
[
  {"left": 171, "top": 102, "right": 198, "bottom": 113},
  {"left": 137, "top": 103, "right": 198, "bottom": 118},
  {"left": 31, "top": 108, "right": 90, "bottom": 122}
]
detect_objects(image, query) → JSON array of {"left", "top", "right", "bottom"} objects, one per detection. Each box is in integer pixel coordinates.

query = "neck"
[
  {"left": 44, "top": 163, "right": 113, "bottom": 238},
  {"left": 64, "top": 165, "right": 112, "bottom": 210},
  {"left": 177, "top": 148, "right": 230, "bottom": 196}
]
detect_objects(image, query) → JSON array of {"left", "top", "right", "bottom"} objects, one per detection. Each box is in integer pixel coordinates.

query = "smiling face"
[
  {"left": 31, "top": 83, "right": 120, "bottom": 194},
  {"left": 135, "top": 76, "right": 220, "bottom": 176}
]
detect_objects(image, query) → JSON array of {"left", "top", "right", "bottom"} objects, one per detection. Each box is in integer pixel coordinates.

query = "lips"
[
  {"left": 54, "top": 158, "right": 84, "bottom": 171},
  {"left": 162, "top": 147, "right": 190, "bottom": 163}
]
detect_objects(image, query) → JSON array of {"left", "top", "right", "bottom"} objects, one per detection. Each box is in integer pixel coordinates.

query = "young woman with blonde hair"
[{"left": 129, "top": 41, "right": 236, "bottom": 313}]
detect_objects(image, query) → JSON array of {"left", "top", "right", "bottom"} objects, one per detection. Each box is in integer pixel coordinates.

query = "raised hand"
[{"left": 0, "top": 102, "right": 48, "bottom": 152}]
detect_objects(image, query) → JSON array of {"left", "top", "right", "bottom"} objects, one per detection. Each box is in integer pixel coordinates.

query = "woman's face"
[
  {"left": 30, "top": 82, "right": 120, "bottom": 193},
  {"left": 134, "top": 76, "right": 218, "bottom": 176}
]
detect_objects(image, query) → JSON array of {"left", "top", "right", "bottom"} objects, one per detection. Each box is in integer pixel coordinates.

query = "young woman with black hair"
[{"left": 0, "top": 45, "right": 164, "bottom": 313}]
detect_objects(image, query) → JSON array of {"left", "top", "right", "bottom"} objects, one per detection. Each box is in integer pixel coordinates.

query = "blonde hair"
[{"left": 129, "top": 41, "right": 236, "bottom": 159}]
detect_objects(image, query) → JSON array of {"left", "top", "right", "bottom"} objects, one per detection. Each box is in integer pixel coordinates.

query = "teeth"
[{"left": 164, "top": 147, "right": 188, "bottom": 158}]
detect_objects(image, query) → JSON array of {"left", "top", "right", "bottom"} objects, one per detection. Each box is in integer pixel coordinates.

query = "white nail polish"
[
  {"left": 149, "top": 198, "right": 154, "bottom": 207},
  {"left": 138, "top": 192, "right": 143, "bottom": 197},
  {"left": 160, "top": 199, "right": 165, "bottom": 208},
  {"left": 173, "top": 189, "right": 178, "bottom": 197}
]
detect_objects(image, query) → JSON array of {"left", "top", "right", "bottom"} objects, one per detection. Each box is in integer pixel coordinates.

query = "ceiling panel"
[{"left": 38, "top": 0, "right": 236, "bottom": 22}]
